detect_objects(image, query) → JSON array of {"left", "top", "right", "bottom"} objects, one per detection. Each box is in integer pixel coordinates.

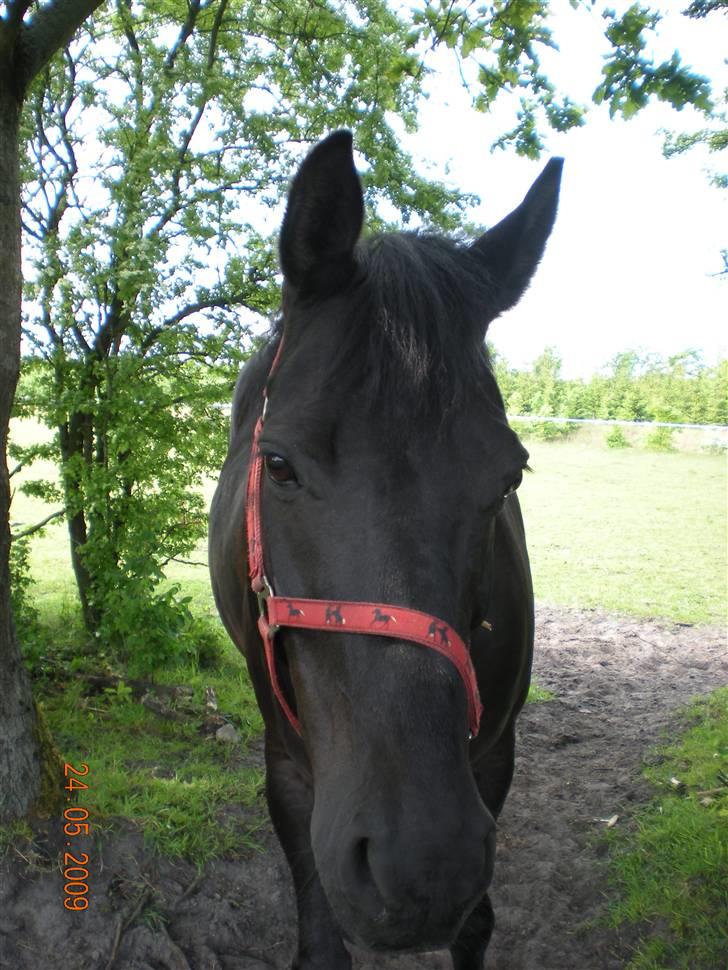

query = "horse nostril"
[
  {"left": 344, "top": 835, "right": 388, "bottom": 917},
  {"left": 352, "top": 836, "right": 371, "bottom": 884}
]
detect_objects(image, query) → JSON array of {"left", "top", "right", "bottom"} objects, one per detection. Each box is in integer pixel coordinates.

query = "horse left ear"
[
  {"left": 279, "top": 130, "right": 365, "bottom": 293},
  {"left": 472, "top": 158, "right": 563, "bottom": 317}
]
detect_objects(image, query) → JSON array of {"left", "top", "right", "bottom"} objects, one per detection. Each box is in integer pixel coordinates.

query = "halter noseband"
[{"left": 245, "top": 341, "right": 483, "bottom": 738}]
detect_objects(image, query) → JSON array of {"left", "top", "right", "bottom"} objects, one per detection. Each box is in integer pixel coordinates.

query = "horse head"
[{"left": 210, "top": 130, "right": 561, "bottom": 958}]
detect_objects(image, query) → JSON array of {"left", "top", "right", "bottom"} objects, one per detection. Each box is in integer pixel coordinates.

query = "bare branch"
[
  {"left": 11, "top": 508, "right": 66, "bottom": 541},
  {"left": 166, "top": 556, "right": 208, "bottom": 568},
  {"left": 20, "top": 216, "right": 44, "bottom": 241}
]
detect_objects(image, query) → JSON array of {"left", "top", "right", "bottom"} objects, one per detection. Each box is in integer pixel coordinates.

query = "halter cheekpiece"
[{"left": 245, "top": 340, "right": 483, "bottom": 738}]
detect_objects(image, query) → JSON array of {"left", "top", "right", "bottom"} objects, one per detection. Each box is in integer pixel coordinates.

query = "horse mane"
[
  {"left": 252, "top": 231, "right": 503, "bottom": 434},
  {"left": 353, "top": 232, "right": 496, "bottom": 419}
]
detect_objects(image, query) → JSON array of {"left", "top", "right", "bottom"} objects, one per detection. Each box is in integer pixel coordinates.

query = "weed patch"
[
  {"left": 527, "top": 681, "right": 555, "bottom": 703},
  {"left": 38, "top": 646, "right": 265, "bottom": 865},
  {"left": 606, "top": 688, "right": 728, "bottom": 969}
]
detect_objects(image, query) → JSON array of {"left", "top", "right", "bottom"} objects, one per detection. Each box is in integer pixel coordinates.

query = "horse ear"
[
  {"left": 472, "top": 158, "right": 563, "bottom": 316},
  {"left": 279, "top": 130, "right": 365, "bottom": 292}
]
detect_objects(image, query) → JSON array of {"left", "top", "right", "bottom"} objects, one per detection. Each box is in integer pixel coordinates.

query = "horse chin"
[
  {"left": 333, "top": 886, "right": 480, "bottom": 954},
  {"left": 353, "top": 939, "right": 456, "bottom": 955},
  {"left": 339, "top": 909, "right": 468, "bottom": 954}
]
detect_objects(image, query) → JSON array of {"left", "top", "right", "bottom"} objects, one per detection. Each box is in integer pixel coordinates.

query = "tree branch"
[
  {"left": 4, "top": 1, "right": 33, "bottom": 40},
  {"left": 147, "top": 0, "right": 229, "bottom": 238},
  {"left": 164, "top": 0, "right": 202, "bottom": 74},
  {"left": 18, "top": 0, "right": 105, "bottom": 94},
  {"left": 162, "top": 294, "right": 259, "bottom": 329},
  {"left": 166, "top": 556, "right": 208, "bottom": 568},
  {"left": 11, "top": 508, "right": 66, "bottom": 541},
  {"left": 132, "top": 292, "right": 257, "bottom": 356}
]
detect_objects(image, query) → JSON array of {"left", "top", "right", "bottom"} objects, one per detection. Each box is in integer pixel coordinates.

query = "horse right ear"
[
  {"left": 279, "top": 130, "right": 365, "bottom": 293},
  {"left": 471, "top": 157, "right": 563, "bottom": 318}
]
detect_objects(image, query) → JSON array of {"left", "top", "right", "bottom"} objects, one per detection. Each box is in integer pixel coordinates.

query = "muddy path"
[{"left": 1, "top": 607, "right": 725, "bottom": 970}]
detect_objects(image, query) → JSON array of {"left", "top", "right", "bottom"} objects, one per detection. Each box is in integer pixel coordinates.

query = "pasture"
[
  {"left": 4, "top": 418, "right": 727, "bottom": 968},
  {"left": 518, "top": 435, "right": 726, "bottom": 625},
  {"left": 10, "top": 418, "right": 726, "bottom": 626}
]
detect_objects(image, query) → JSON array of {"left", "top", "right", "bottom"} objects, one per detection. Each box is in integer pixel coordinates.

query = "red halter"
[{"left": 245, "top": 342, "right": 483, "bottom": 738}]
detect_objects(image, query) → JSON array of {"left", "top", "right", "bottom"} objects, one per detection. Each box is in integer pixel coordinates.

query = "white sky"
[
  {"left": 400, "top": 1, "right": 727, "bottom": 378},
  {"left": 19, "top": 2, "right": 726, "bottom": 380}
]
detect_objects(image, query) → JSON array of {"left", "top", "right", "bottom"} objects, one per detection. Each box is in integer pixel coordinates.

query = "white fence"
[{"left": 506, "top": 415, "right": 727, "bottom": 432}]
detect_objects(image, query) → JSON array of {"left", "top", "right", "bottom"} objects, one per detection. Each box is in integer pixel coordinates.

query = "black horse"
[{"left": 209, "top": 131, "right": 562, "bottom": 969}]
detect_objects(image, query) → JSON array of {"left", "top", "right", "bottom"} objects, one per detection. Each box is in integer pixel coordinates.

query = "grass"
[
  {"left": 11, "top": 584, "right": 266, "bottom": 864},
  {"left": 526, "top": 682, "right": 555, "bottom": 703},
  {"left": 5, "top": 417, "right": 727, "bottom": 958},
  {"left": 37, "top": 641, "right": 265, "bottom": 863},
  {"left": 605, "top": 688, "right": 728, "bottom": 969},
  {"left": 518, "top": 438, "right": 726, "bottom": 624}
]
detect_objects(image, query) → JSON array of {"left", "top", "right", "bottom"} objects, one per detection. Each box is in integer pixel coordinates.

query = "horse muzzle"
[{"left": 314, "top": 797, "right": 496, "bottom": 951}]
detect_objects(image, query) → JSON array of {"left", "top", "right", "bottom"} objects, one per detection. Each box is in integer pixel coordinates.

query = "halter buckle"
[{"left": 254, "top": 575, "right": 279, "bottom": 634}]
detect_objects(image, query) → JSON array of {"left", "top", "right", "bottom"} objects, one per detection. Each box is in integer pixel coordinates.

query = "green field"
[
  {"left": 10, "top": 419, "right": 727, "bottom": 626},
  {"left": 5, "top": 419, "right": 728, "bottom": 963},
  {"left": 519, "top": 437, "right": 726, "bottom": 625}
]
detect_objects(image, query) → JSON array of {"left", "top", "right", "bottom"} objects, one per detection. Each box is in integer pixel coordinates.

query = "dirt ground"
[{"left": 1, "top": 606, "right": 726, "bottom": 970}]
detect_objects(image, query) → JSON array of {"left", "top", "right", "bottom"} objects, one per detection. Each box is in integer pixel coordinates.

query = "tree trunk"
[
  {"left": 59, "top": 408, "right": 100, "bottom": 633},
  {"left": 0, "top": 84, "right": 43, "bottom": 823},
  {"left": 67, "top": 506, "right": 98, "bottom": 632},
  {"left": 0, "top": 0, "right": 107, "bottom": 824}
]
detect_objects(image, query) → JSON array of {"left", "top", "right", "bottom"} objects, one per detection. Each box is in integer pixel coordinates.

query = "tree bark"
[
  {"left": 59, "top": 408, "right": 100, "bottom": 633},
  {"left": 0, "top": 79, "right": 42, "bottom": 823},
  {"left": 0, "top": 0, "right": 105, "bottom": 823}
]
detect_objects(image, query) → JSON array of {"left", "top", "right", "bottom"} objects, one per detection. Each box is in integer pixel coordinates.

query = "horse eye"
[
  {"left": 265, "top": 454, "right": 297, "bottom": 485},
  {"left": 504, "top": 471, "right": 523, "bottom": 497}
]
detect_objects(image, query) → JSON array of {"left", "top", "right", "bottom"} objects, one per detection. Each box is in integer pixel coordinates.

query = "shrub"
[
  {"left": 606, "top": 426, "right": 630, "bottom": 448},
  {"left": 9, "top": 536, "right": 43, "bottom": 665},
  {"left": 93, "top": 581, "right": 194, "bottom": 677},
  {"left": 513, "top": 419, "right": 576, "bottom": 441},
  {"left": 646, "top": 426, "right": 676, "bottom": 451},
  {"left": 181, "top": 615, "right": 227, "bottom": 671}
]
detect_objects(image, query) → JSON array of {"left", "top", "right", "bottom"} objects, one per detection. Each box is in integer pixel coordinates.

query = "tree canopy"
[
  {"left": 14, "top": 0, "right": 483, "bottom": 667},
  {"left": 493, "top": 348, "right": 727, "bottom": 428},
  {"left": 1, "top": 0, "right": 724, "bottom": 823},
  {"left": 11, "top": 0, "right": 724, "bottom": 672}
]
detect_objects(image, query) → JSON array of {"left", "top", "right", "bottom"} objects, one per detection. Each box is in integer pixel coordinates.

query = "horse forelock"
[
  {"left": 270, "top": 231, "right": 503, "bottom": 430},
  {"left": 358, "top": 232, "right": 495, "bottom": 412}
]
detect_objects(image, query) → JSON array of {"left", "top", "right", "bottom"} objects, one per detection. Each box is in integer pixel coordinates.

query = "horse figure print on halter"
[{"left": 209, "top": 130, "right": 562, "bottom": 969}]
